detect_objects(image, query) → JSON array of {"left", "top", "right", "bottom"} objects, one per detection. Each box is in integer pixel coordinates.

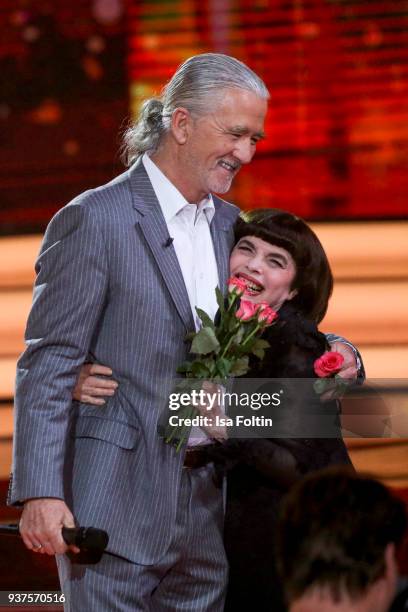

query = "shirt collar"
[{"left": 142, "top": 153, "right": 215, "bottom": 224}]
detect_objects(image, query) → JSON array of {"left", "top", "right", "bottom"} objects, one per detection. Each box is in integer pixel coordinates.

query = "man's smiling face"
[{"left": 181, "top": 88, "right": 267, "bottom": 202}]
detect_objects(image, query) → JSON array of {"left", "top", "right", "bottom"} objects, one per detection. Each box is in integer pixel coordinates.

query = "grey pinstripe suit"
[{"left": 9, "top": 159, "right": 239, "bottom": 609}]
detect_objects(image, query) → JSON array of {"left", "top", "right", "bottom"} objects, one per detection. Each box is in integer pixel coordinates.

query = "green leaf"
[
  {"left": 230, "top": 356, "right": 250, "bottom": 377},
  {"left": 176, "top": 361, "right": 193, "bottom": 374},
  {"left": 202, "top": 357, "right": 216, "bottom": 376},
  {"left": 184, "top": 331, "right": 196, "bottom": 342},
  {"left": 191, "top": 360, "right": 211, "bottom": 378},
  {"left": 241, "top": 337, "right": 256, "bottom": 352},
  {"left": 195, "top": 307, "right": 215, "bottom": 330},
  {"left": 313, "top": 378, "right": 329, "bottom": 395},
  {"left": 215, "top": 287, "right": 225, "bottom": 315},
  {"left": 334, "top": 375, "right": 350, "bottom": 396},
  {"left": 228, "top": 317, "right": 240, "bottom": 333},
  {"left": 253, "top": 339, "right": 270, "bottom": 350},
  {"left": 234, "top": 326, "right": 245, "bottom": 344},
  {"left": 215, "top": 357, "right": 231, "bottom": 378},
  {"left": 251, "top": 338, "right": 270, "bottom": 360},
  {"left": 191, "top": 326, "right": 220, "bottom": 355}
]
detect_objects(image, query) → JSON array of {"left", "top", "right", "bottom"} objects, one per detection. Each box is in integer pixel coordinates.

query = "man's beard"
[
  {"left": 206, "top": 168, "right": 237, "bottom": 195},
  {"left": 209, "top": 176, "right": 234, "bottom": 194}
]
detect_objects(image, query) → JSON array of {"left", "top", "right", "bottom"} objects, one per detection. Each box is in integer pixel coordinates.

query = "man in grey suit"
[
  {"left": 9, "top": 53, "right": 269, "bottom": 611},
  {"left": 10, "top": 53, "right": 359, "bottom": 610}
]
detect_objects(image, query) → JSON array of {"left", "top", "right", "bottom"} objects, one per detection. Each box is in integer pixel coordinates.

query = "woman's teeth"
[
  {"left": 236, "top": 274, "right": 263, "bottom": 294},
  {"left": 244, "top": 281, "right": 262, "bottom": 294}
]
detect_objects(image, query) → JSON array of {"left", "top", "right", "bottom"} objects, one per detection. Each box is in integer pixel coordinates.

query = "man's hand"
[
  {"left": 20, "top": 498, "right": 80, "bottom": 556},
  {"left": 321, "top": 342, "right": 359, "bottom": 401},
  {"left": 328, "top": 341, "right": 358, "bottom": 379},
  {"left": 73, "top": 363, "right": 118, "bottom": 405}
]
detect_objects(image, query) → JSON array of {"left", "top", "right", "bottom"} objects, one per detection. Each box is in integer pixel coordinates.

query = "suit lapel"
[
  {"left": 129, "top": 161, "right": 195, "bottom": 332},
  {"left": 128, "top": 161, "right": 235, "bottom": 329},
  {"left": 211, "top": 196, "right": 235, "bottom": 295}
]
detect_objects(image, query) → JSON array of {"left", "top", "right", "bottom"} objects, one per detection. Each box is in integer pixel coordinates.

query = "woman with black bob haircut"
[
  {"left": 233, "top": 208, "right": 333, "bottom": 323},
  {"left": 212, "top": 208, "right": 352, "bottom": 611}
]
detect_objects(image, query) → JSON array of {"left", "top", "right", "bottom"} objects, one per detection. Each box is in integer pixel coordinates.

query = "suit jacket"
[{"left": 9, "top": 159, "right": 239, "bottom": 564}]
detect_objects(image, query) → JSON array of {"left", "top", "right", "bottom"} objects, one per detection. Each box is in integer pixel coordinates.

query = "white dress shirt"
[
  {"left": 142, "top": 154, "right": 220, "bottom": 445},
  {"left": 142, "top": 154, "right": 219, "bottom": 329}
]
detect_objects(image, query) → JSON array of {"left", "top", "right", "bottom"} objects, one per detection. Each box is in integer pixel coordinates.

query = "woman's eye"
[
  {"left": 268, "top": 259, "right": 283, "bottom": 267},
  {"left": 238, "top": 245, "right": 251, "bottom": 252}
]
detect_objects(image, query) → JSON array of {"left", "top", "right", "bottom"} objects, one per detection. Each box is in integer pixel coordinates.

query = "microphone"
[
  {"left": 0, "top": 524, "right": 109, "bottom": 554},
  {"left": 62, "top": 527, "right": 109, "bottom": 552},
  {"left": 164, "top": 236, "right": 174, "bottom": 247}
]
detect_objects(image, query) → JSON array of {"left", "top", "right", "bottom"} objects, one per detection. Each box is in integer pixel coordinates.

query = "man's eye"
[{"left": 251, "top": 138, "right": 259, "bottom": 145}]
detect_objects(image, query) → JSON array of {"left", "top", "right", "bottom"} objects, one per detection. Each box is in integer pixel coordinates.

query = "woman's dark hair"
[{"left": 234, "top": 209, "right": 333, "bottom": 323}]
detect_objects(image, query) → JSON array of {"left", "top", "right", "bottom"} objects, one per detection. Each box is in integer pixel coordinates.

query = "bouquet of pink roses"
[{"left": 160, "top": 277, "right": 278, "bottom": 451}]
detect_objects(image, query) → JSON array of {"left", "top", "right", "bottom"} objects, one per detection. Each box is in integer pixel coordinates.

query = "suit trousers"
[{"left": 56, "top": 463, "right": 228, "bottom": 612}]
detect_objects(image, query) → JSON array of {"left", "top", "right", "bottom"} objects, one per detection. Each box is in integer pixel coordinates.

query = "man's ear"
[{"left": 170, "top": 107, "right": 191, "bottom": 145}]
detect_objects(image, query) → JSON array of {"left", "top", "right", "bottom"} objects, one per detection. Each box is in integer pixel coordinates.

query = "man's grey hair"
[{"left": 122, "top": 53, "right": 269, "bottom": 166}]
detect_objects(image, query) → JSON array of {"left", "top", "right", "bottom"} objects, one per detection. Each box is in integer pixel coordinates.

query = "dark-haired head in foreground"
[{"left": 276, "top": 466, "right": 407, "bottom": 612}]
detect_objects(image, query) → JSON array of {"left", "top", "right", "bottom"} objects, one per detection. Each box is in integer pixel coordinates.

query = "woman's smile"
[
  {"left": 233, "top": 272, "right": 264, "bottom": 295},
  {"left": 229, "top": 236, "right": 298, "bottom": 310}
]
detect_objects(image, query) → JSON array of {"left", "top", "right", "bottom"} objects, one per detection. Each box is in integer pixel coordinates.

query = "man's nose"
[{"left": 233, "top": 138, "right": 255, "bottom": 164}]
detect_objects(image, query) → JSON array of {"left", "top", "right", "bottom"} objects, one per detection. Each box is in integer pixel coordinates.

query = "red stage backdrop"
[
  {"left": 0, "top": 0, "right": 407, "bottom": 234},
  {"left": 0, "top": 0, "right": 128, "bottom": 234}
]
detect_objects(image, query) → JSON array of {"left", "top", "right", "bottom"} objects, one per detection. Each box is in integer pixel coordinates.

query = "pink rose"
[
  {"left": 257, "top": 305, "right": 278, "bottom": 326},
  {"left": 235, "top": 300, "right": 259, "bottom": 321},
  {"left": 314, "top": 351, "right": 344, "bottom": 378},
  {"left": 228, "top": 276, "right": 247, "bottom": 296}
]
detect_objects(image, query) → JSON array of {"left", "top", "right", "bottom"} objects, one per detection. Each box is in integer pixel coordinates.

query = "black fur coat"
[{"left": 207, "top": 303, "right": 352, "bottom": 611}]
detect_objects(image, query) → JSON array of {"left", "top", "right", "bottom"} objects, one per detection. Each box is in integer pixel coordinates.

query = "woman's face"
[{"left": 229, "top": 235, "right": 298, "bottom": 310}]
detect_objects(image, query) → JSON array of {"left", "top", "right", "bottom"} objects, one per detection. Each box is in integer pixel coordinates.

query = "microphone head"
[
  {"left": 62, "top": 526, "right": 109, "bottom": 552},
  {"left": 81, "top": 527, "right": 109, "bottom": 552}
]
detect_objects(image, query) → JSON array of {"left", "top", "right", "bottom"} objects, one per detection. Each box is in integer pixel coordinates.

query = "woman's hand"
[
  {"left": 196, "top": 381, "right": 227, "bottom": 441},
  {"left": 73, "top": 363, "right": 118, "bottom": 405}
]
